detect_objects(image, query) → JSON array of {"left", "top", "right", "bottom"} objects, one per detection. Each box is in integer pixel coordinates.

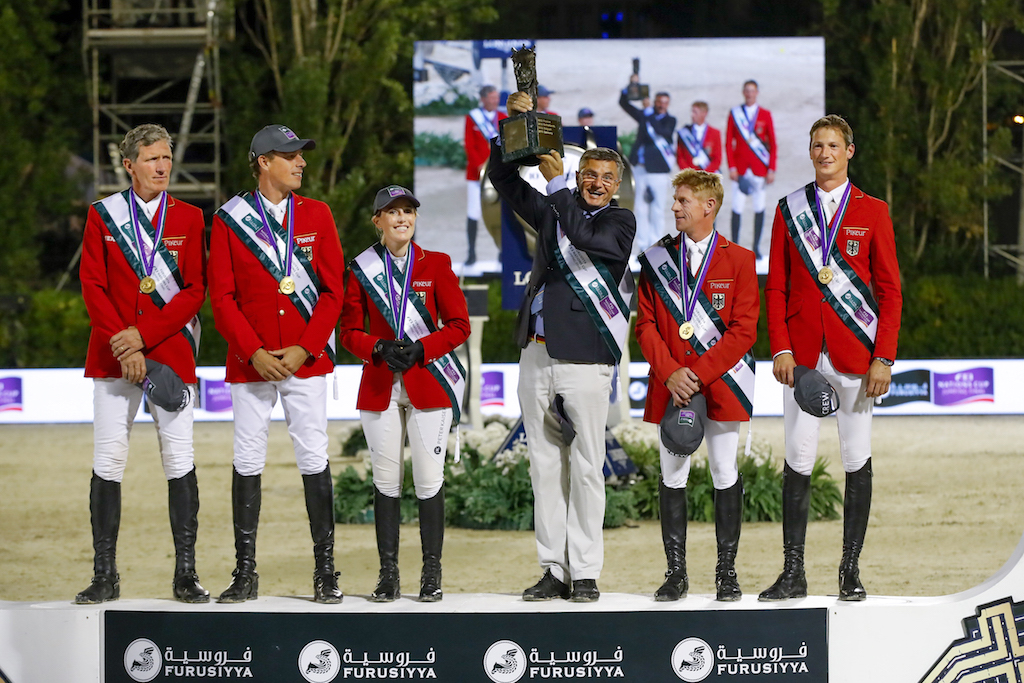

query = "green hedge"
[
  {"left": 6, "top": 273, "right": 1024, "bottom": 369},
  {"left": 414, "top": 132, "right": 466, "bottom": 169},
  {"left": 332, "top": 422, "right": 843, "bottom": 529}
]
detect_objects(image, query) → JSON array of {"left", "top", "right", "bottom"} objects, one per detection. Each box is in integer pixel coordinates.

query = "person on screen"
[
  {"left": 489, "top": 90, "right": 636, "bottom": 603},
  {"left": 463, "top": 85, "right": 507, "bottom": 266},
  {"left": 340, "top": 185, "right": 470, "bottom": 603},
  {"left": 725, "top": 80, "right": 777, "bottom": 260},
  {"left": 760, "top": 114, "right": 902, "bottom": 603},
  {"left": 77, "top": 124, "right": 208, "bottom": 604},
  {"left": 208, "top": 124, "right": 346, "bottom": 604},
  {"left": 620, "top": 77, "right": 677, "bottom": 256},
  {"left": 536, "top": 85, "right": 557, "bottom": 116},
  {"left": 677, "top": 101, "right": 722, "bottom": 174}
]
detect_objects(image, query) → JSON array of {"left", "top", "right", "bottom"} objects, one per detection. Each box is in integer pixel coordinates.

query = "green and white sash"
[
  {"left": 730, "top": 106, "right": 770, "bottom": 167},
  {"left": 779, "top": 183, "right": 878, "bottom": 353},
  {"left": 678, "top": 125, "right": 711, "bottom": 170},
  {"left": 552, "top": 217, "right": 635, "bottom": 363},
  {"left": 639, "top": 237, "right": 756, "bottom": 417},
  {"left": 469, "top": 107, "right": 499, "bottom": 141},
  {"left": 350, "top": 243, "right": 467, "bottom": 423},
  {"left": 216, "top": 192, "right": 336, "bottom": 361},
  {"left": 93, "top": 190, "right": 201, "bottom": 357}
]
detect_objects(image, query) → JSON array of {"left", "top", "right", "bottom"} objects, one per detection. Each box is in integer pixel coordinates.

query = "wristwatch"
[{"left": 873, "top": 357, "right": 894, "bottom": 366}]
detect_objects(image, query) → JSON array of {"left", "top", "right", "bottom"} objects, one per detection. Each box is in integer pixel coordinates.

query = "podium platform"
[{"left": 4, "top": 530, "right": 1024, "bottom": 683}]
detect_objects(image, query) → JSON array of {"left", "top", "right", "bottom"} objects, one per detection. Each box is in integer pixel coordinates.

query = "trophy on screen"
[
  {"left": 625, "top": 58, "right": 650, "bottom": 101},
  {"left": 499, "top": 45, "right": 564, "bottom": 166}
]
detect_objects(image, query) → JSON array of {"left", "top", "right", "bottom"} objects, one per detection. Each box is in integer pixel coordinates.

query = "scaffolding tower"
[{"left": 83, "top": 0, "right": 229, "bottom": 206}]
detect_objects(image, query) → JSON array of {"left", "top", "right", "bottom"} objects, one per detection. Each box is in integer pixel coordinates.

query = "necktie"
[{"left": 827, "top": 196, "right": 838, "bottom": 224}]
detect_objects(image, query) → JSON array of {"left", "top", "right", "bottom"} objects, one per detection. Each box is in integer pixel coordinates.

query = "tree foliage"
[
  {"left": 825, "top": 0, "right": 1024, "bottom": 273},
  {"left": 221, "top": 0, "right": 497, "bottom": 253},
  {"left": 0, "top": 1, "right": 89, "bottom": 291}
]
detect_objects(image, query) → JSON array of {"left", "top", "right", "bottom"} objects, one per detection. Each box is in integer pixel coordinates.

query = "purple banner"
[
  {"left": 0, "top": 377, "right": 23, "bottom": 412},
  {"left": 932, "top": 367, "right": 994, "bottom": 406},
  {"left": 481, "top": 370, "right": 504, "bottom": 407},
  {"left": 200, "top": 378, "right": 233, "bottom": 413}
]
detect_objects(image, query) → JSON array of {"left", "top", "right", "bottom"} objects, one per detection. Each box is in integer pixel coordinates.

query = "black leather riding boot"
[
  {"left": 714, "top": 477, "right": 743, "bottom": 601},
  {"left": 75, "top": 473, "right": 121, "bottom": 604},
  {"left": 304, "top": 465, "right": 342, "bottom": 603},
  {"left": 655, "top": 481, "right": 688, "bottom": 601},
  {"left": 466, "top": 218, "right": 478, "bottom": 265},
  {"left": 370, "top": 489, "right": 401, "bottom": 602},
  {"left": 752, "top": 211, "right": 765, "bottom": 258},
  {"left": 730, "top": 211, "right": 741, "bottom": 243},
  {"left": 839, "top": 460, "right": 872, "bottom": 601},
  {"left": 168, "top": 468, "right": 209, "bottom": 603},
  {"left": 418, "top": 488, "right": 445, "bottom": 602},
  {"left": 759, "top": 463, "right": 811, "bottom": 601},
  {"left": 217, "top": 469, "right": 261, "bottom": 603}
]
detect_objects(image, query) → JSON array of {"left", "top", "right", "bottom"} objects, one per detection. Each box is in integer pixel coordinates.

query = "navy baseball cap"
[
  {"left": 537, "top": 85, "right": 555, "bottom": 97},
  {"left": 249, "top": 125, "right": 316, "bottom": 161},
  {"left": 550, "top": 394, "right": 575, "bottom": 446},
  {"left": 793, "top": 365, "right": 840, "bottom": 417},
  {"left": 140, "top": 359, "right": 190, "bottom": 412},
  {"left": 578, "top": 107, "right": 595, "bottom": 119},
  {"left": 373, "top": 185, "right": 420, "bottom": 213},
  {"left": 660, "top": 393, "right": 707, "bottom": 456}
]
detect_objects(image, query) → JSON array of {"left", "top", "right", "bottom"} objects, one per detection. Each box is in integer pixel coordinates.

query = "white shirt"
[
  {"left": 816, "top": 180, "right": 849, "bottom": 225},
  {"left": 258, "top": 191, "right": 290, "bottom": 225},
  {"left": 691, "top": 122, "right": 708, "bottom": 141},
  {"left": 682, "top": 231, "right": 714, "bottom": 276},
  {"left": 743, "top": 105, "right": 759, "bottom": 127},
  {"left": 133, "top": 192, "right": 163, "bottom": 222}
]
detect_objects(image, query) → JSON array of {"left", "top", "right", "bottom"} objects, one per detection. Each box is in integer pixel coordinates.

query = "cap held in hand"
[
  {"left": 660, "top": 392, "right": 707, "bottom": 456},
  {"left": 139, "top": 359, "right": 191, "bottom": 412},
  {"left": 793, "top": 365, "right": 840, "bottom": 417}
]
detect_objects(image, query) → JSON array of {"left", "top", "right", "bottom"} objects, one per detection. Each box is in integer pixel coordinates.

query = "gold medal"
[
  {"left": 678, "top": 321, "right": 695, "bottom": 340},
  {"left": 818, "top": 266, "right": 834, "bottom": 285},
  {"left": 139, "top": 276, "right": 156, "bottom": 294},
  {"left": 279, "top": 276, "right": 296, "bottom": 295}
]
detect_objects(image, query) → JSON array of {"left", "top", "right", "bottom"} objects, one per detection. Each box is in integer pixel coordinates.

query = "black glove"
[
  {"left": 397, "top": 340, "right": 425, "bottom": 368},
  {"left": 374, "top": 339, "right": 411, "bottom": 372}
]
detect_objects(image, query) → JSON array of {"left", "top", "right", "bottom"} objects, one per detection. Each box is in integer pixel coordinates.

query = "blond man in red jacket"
[
  {"left": 636, "top": 169, "right": 759, "bottom": 602},
  {"left": 78, "top": 124, "right": 208, "bottom": 604},
  {"left": 761, "top": 115, "right": 902, "bottom": 602},
  {"left": 209, "top": 125, "right": 346, "bottom": 604},
  {"left": 341, "top": 185, "right": 470, "bottom": 602}
]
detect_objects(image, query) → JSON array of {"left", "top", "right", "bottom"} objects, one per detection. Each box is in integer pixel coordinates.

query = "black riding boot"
[
  {"left": 75, "top": 473, "right": 121, "bottom": 604},
  {"left": 304, "top": 465, "right": 343, "bottom": 603},
  {"left": 168, "top": 468, "right": 209, "bottom": 603},
  {"left": 217, "top": 470, "right": 261, "bottom": 603},
  {"left": 759, "top": 463, "right": 811, "bottom": 601},
  {"left": 370, "top": 489, "right": 401, "bottom": 602},
  {"left": 714, "top": 477, "right": 743, "bottom": 601},
  {"left": 655, "top": 482, "right": 688, "bottom": 601},
  {"left": 839, "top": 460, "right": 872, "bottom": 601},
  {"left": 730, "top": 211, "right": 742, "bottom": 243},
  {"left": 418, "top": 488, "right": 445, "bottom": 602},
  {"left": 466, "top": 218, "right": 478, "bottom": 265},
  {"left": 752, "top": 211, "right": 765, "bottom": 259}
]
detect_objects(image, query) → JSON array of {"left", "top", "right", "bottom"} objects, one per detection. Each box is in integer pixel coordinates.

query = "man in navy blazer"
[{"left": 489, "top": 90, "right": 636, "bottom": 603}]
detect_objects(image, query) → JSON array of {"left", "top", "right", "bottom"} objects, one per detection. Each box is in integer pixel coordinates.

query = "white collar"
[
  {"left": 816, "top": 179, "right": 850, "bottom": 205},
  {"left": 683, "top": 230, "right": 714, "bottom": 255},
  {"left": 133, "top": 192, "right": 163, "bottom": 220}
]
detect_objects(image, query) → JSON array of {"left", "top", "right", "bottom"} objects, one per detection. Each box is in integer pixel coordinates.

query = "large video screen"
[{"left": 413, "top": 37, "right": 825, "bottom": 277}]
